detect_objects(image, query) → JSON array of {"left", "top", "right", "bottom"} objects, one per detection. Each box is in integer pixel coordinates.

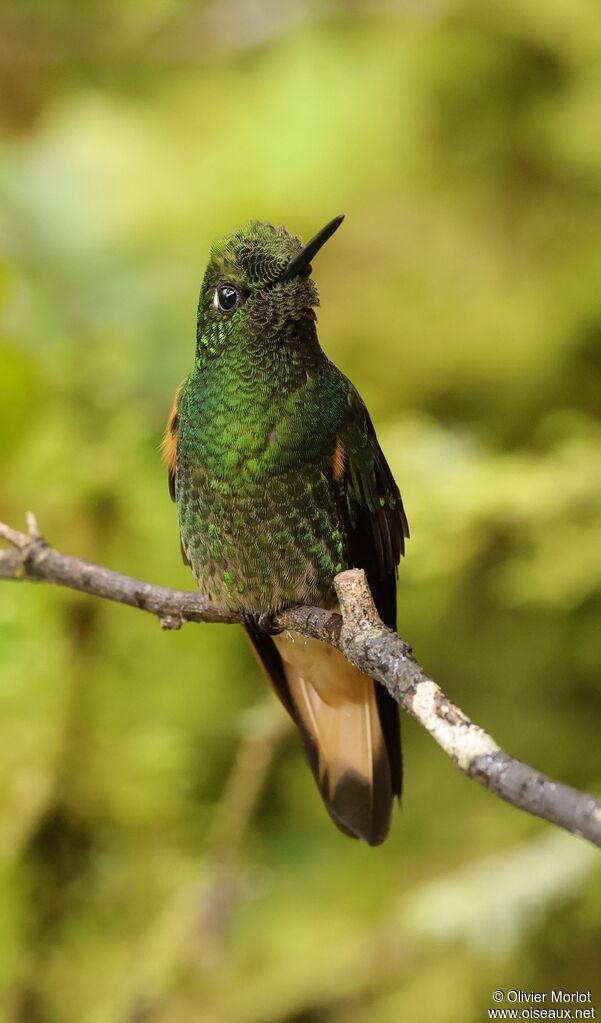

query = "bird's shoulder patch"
[
  {"left": 161, "top": 380, "right": 184, "bottom": 502},
  {"left": 332, "top": 437, "right": 347, "bottom": 482}
]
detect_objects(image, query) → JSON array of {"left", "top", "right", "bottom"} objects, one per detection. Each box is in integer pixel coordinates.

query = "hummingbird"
[{"left": 163, "top": 216, "right": 409, "bottom": 845}]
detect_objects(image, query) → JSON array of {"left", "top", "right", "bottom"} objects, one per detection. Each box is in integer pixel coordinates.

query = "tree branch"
[{"left": 2, "top": 516, "right": 600, "bottom": 849}]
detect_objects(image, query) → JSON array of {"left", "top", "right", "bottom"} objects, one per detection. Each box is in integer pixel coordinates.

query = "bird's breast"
[{"left": 174, "top": 363, "right": 349, "bottom": 611}]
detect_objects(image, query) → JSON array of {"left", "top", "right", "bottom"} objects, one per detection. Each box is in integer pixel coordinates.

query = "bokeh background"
[{"left": 1, "top": 1, "right": 600, "bottom": 1020}]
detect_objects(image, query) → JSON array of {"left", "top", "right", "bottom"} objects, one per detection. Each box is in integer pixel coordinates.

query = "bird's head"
[{"left": 195, "top": 216, "right": 344, "bottom": 357}]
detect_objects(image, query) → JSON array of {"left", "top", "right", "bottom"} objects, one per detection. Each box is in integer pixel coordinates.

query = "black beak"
[{"left": 278, "top": 214, "right": 345, "bottom": 282}]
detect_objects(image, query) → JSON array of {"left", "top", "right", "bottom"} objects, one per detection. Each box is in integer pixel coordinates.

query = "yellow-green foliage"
[{"left": 0, "top": 2, "right": 600, "bottom": 1020}]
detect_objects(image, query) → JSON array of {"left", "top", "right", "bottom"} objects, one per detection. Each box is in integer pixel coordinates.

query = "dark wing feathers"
[{"left": 335, "top": 384, "right": 409, "bottom": 629}]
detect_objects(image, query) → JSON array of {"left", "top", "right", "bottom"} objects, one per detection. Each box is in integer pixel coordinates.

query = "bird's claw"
[{"left": 242, "top": 610, "right": 283, "bottom": 636}]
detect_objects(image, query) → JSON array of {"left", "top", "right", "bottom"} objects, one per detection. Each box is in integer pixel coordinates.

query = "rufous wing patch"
[
  {"left": 161, "top": 380, "right": 184, "bottom": 502},
  {"left": 332, "top": 437, "right": 347, "bottom": 483}
]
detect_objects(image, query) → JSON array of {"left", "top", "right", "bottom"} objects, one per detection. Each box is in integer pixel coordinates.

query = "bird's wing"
[
  {"left": 333, "top": 382, "right": 409, "bottom": 631},
  {"left": 162, "top": 380, "right": 190, "bottom": 564},
  {"left": 161, "top": 381, "right": 184, "bottom": 502}
]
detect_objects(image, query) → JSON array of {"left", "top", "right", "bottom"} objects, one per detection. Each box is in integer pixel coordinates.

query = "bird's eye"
[{"left": 215, "top": 285, "right": 239, "bottom": 313}]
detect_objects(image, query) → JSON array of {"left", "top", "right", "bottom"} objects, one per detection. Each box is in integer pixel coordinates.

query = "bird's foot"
[{"left": 242, "top": 610, "right": 283, "bottom": 636}]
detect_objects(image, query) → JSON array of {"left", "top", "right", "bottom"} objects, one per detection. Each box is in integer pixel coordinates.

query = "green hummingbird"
[{"left": 163, "top": 216, "right": 409, "bottom": 845}]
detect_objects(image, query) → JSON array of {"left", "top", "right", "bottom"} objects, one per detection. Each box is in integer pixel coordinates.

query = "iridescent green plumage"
[{"left": 166, "top": 217, "right": 409, "bottom": 844}]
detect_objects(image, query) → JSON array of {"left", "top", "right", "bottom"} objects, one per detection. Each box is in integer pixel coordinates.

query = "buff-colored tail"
[{"left": 248, "top": 629, "right": 398, "bottom": 845}]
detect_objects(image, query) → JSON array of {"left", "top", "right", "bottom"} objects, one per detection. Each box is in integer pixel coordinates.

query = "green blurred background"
[{"left": 1, "top": 1, "right": 600, "bottom": 1020}]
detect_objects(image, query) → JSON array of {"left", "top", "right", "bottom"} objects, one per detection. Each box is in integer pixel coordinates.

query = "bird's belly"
[{"left": 177, "top": 462, "right": 346, "bottom": 612}]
